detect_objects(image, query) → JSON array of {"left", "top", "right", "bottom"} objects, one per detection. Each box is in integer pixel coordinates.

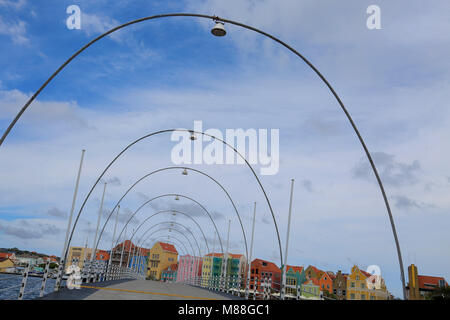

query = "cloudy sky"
[{"left": 1, "top": 0, "right": 450, "bottom": 297}]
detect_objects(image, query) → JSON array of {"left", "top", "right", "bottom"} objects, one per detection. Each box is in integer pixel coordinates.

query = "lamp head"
[
  {"left": 211, "top": 21, "right": 226, "bottom": 37},
  {"left": 182, "top": 168, "right": 188, "bottom": 175}
]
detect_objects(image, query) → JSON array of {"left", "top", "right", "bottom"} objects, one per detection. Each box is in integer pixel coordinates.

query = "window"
[
  {"left": 350, "top": 293, "right": 355, "bottom": 300},
  {"left": 343, "top": 290, "right": 346, "bottom": 296},
  {"left": 262, "top": 262, "right": 267, "bottom": 266},
  {"left": 370, "top": 296, "right": 375, "bottom": 300},
  {"left": 333, "top": 289, "right": 337, "bottom": 294},
  {"left": 361, "top": 294, "right": 366, "bottom": 300},
  {"left": 351, "top": 282, "right": 355, "bottom": 288},
  {"left": 255, "top": 269, "right": 259, "bottom": 274},
  {"left": 356, "top": 275, "right": 360, "bottom": 280},
  {"left": 361, "top": 283, "right": 365, "bottom": 289}
]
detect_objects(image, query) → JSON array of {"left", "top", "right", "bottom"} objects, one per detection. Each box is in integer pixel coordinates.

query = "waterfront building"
[
  {"left": 0, "top": 257, "right": 14, "bottom": 272},
  {"left": 66, "top": 247, "right": 110, "bottom": 270},
  {"left": 285, "top": 265, "right": 306, "bottom": 296},
  {"left": 161, "top": 264, "right": 178, "bottom": 282},
  {"left": 177, "top": 255, "right": 203, "bottom": 283},
  {"left": 304, "top": 265, "right": 325, "bottom": 280},
  {"left": 249, "top": 258, "right": 281, "bottom": 293},
  {"left": 346, "top": 265, "right": 388, "bottom": 300},
  {"left": 201, "top": 253, "right": 223, "bottom": 287},
  {"left": 301, "top": 278, "right": 322, "bottom": 299},
  {"left": 318, "top": 271, "right": 334, "bottom": 294},
  {"left": 147, "top": 242, "right": 178, "bottom": 280},
  {"left": 332, "top": 270, "right": 348, "bottom": 300},
  {"left": 406, "top": 264, "right": 449, "bottom": 300}
]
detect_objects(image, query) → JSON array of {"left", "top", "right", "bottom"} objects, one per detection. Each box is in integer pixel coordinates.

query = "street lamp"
[
  {"left": 175, "top": 195, "right": 180, "bottom": 201},
  {"left": 182, "top": 168, "right": 188, "bottom": 175},
  {"left": 189, "top": 131, "right": 197, "bottom": 141},
  {"left": 211, "top": 21, "right": 226, "bottom": 37}
]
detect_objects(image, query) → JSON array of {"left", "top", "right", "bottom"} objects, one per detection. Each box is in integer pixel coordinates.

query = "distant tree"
[{"left": 427, "top": 286, "right": 450, "bottom": 300}]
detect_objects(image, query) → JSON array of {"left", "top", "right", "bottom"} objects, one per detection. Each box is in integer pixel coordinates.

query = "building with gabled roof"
[
  {"left": 332, "top": 270, "right": 349, "bottom": 300},
  {"left": 147, "top": 242, "right": 178, "bottom": 280}
]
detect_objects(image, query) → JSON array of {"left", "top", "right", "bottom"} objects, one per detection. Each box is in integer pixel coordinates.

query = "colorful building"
[
  {"left": 406, "top": 264, "right": 448, "bottom": 300},
  {"left": 249, "top": 258, "right": 281, "bottom": 293},
  {"left": 305, "top": 265, "right": 325, "bottom": 280},
  {"left": 161, "top": 263, "right": 178, "bottom": 282},
  {"left": 226, "top": 254, "right": 246, "bottom": 281},
  {"left": 177, "top": 254, "right": 202, "bottom": 283},
  {"left": 346, "top": 265, "right": 388, "bottom": 300},
  {"left": 201, "top": 253, "right": 223, "bottom": 287},
  {"left": 129, "top": 255, "right": 148, "bottom": 272},
  {"left": 332, "top": 270, "right": 348, "bottom": 300},
  {"left": 0, "top": 257, "right": 14, "bottom": 272},
  {"left": 285, "top": 265, "right": 306, "bottom": 296},
  {"left": 147, "top": 242, "right": 178, "bottom": 280},
  {"left": 318, "top": 271, "right": 334, "bottom": 294},
  {"left": 301, "top": 278, "right": 322, "bottom": 299},
  {"left": 66, "top": 246, "right": 110, "bottom": 270}
]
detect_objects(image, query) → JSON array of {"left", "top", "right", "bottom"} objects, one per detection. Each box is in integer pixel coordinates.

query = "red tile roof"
[
  {"left": 0, "top": 253, "right": 13, "bottom": 259},
  {"left": 418, "top": 275, "right": 448, "bottom": 290},
  {"left": 286, "top": 265, "right": 304, "bottom": 273},
  {"left": 159, "top": 242, "right": 178, "bottom": 254},
  {"left": 206, "top": 252, "right": 223, "bottom": 258},
  {"left": 251, "top": 258, "right": 281, "bottom": 272},
  {"left": 229, "top": 253, "right": 244, "bottom": 259}
]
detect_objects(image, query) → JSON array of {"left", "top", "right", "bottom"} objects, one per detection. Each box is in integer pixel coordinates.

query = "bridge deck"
[{"left": 39, "top": 280, "right": 243, "bottom": 300}]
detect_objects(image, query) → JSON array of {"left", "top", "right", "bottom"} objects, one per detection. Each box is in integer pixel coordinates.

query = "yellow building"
[
  {"left": 346, "top": 265, "right": 388, "bottom": 300},
  {"left": 0, "top": 258, "right": 14, "bottom": 272},
  {"left": 201, "top": 253, "right": 223, "bottom": 287},
  {"left": 147, "top": 242, "right": 178, "bottom": 280}
]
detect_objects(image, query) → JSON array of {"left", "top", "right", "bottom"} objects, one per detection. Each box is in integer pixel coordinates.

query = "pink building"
[{"left": 176, "top": 254, "right": 203, "bottom": 283}]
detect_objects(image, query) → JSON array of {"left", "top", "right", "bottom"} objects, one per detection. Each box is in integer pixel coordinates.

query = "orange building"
[
  {"left": 318, "top": 271, "right": 334, "bottom": 294},
  {"left": 249, "top": 258, "right": 281, "bottom": 293}
]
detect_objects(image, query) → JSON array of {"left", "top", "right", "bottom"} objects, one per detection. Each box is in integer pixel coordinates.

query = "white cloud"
[{"left": 0, "top": 16, "right": 28, "bottom": 44}]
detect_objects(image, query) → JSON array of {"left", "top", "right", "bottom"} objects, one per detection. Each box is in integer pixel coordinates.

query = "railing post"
[
  {"left": 18, "top": 263, "right": 30, "bottom": 300},
  {"left": 39, "top": 260, "right": 50, "bottom": 298},
  {"left": 53, "top": 259, "right": 64, "bottom": 292}
]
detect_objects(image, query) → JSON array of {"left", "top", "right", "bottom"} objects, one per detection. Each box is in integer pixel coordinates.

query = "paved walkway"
[{"left": 40, "top": 280, "right": 243, "bottom": 300}]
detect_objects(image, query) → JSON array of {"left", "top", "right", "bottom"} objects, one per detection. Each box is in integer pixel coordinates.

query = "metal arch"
[
  {"left": 97, "top": 166, "right": 246, "bottom": 259},
  {"left": 110, "top": 193, "right": 223, "bottom": 254},
  {"left": 135, "top": 220, "right": 203, "bottom": 257},
  {"left": 118, "top": 209, "right": 210, "bottom": 253},
  {"left": 65, "top": 129, "right": 280, "bottom": 281},
  {"left": 0, "top": 12, "right": 404, "bottom": 296}
]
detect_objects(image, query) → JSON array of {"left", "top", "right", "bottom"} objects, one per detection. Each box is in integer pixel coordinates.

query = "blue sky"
[{"left": 1, "top": 0, "right": 450, "bottom": 298}]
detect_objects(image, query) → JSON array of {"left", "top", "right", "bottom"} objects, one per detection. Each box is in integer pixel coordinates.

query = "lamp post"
[{"left": 54, "top": 149, "right": 85, "bottom": 292}]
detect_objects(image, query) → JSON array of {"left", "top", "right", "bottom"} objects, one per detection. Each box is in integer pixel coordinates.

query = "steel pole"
[
  {"left": 246, "top": 202, "right": 257, "bottom": 299},
  {"left": 91, "top": 182, "right": 107, "bottom": 264},
  {"left": 281, "top": 179, "right": 295, "bottom": 300}
]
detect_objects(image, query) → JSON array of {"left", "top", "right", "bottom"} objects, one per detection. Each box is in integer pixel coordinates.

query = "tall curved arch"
[
  {"left": 144, "top": 227, "right": 198, "bottom": 257},
  {"left": 118, "top": 209, "right": 210, "bottom": 253},
  {"left": 125, "top": 209, "right": 209, "bottom": 254},
  {"left": 134, "top": 220, "right": 203, "bottom": 257},
  {"left": 1, "top": 13, "right": 405, "bottom": 296},
  {"left": 111, "top": 193, "right": 223, "bottom": 254},
  {"left": 98, "top": 166, "right": 245, "bottom": 258}
]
